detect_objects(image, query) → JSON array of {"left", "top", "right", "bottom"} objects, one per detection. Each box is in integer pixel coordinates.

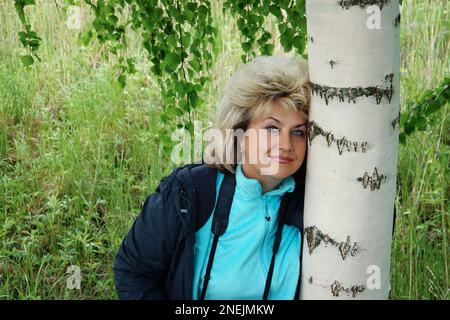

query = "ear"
[
  {"left": 236, "top": 132, "right": 245, "bottom": 154},
  {"left": 239, "top": 138, "right": 245, "bottom": 153}
]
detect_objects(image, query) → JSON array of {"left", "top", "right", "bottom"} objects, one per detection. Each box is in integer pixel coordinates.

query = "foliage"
[
  {"left": 14, "top": 1, "right": 446, "bottom": 148},
  {"left": 400, "top": 77, "right": 450, "bottom": 144},
  {"left": 2, "top": 0, "right": 449, "bottom": 300},
  {"left": 13, "top": 0, "right": 308, "bottom": 155},
  {"left": 223, "top": 0, "right": 307, "bottom": 62},
  {"left": 14, "top": 0, "right": 42, "bottom": 65}
]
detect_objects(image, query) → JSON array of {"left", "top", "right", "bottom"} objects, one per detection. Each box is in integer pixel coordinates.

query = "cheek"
[
  {"left": 260, "top": 134, "right": 272, "bottom": 154},
  {"left": 249, "top": 132, "right": 271, "bottom": 155},
  {"left": 295, "top": 140, "right": 307, "bottom": 162}
]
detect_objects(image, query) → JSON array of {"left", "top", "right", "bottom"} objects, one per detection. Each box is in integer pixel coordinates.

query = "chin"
[{"left": 259, "top": 162, "right": 296, "bottom": 180}]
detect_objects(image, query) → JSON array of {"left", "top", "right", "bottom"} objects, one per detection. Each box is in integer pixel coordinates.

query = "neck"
[{"left": 241, "top": 163, "right": 282, "bottom": 194}]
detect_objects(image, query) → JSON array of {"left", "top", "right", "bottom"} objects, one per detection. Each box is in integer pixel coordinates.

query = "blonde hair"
[{"left": 207, "top": 55, "right": 310, "bottom": 174}]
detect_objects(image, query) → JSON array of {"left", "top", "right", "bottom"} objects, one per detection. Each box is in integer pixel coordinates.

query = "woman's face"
[{"left": 241, "top": 102, "right": 308, "bottom": 184}]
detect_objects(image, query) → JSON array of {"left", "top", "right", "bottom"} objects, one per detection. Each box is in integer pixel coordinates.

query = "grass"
[{"left": 0, "top": 0, "right": 448, "bottom": 299}]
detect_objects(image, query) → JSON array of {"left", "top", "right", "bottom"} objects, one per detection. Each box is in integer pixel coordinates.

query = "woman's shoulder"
[
  {"left": 147, "top": 163, "right": 219, "bottom": 218},
  {"left": 151, "top": 163, "right": 217, "bottom": 191}
]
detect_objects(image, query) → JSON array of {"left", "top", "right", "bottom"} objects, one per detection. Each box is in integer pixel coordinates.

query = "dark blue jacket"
[
  {"left": 113, "top": 163, "right": 396, "bottom": 300},
  {"left": 113, "top": 163, "right": 306, "bottom": 300}
]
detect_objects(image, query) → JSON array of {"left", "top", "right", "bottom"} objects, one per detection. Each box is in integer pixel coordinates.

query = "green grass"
[{"left": 0, "top": 0, "right": 448, "bottom": 299}]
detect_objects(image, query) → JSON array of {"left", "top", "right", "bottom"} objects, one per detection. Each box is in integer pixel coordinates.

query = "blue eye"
[{"left": 265, "top": 126, "right": 304, "bottom": 137}]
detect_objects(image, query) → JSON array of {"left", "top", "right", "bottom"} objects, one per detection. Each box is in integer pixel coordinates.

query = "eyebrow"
[{"left": 266, "top": 117, "right": 307, "bottom": 128}]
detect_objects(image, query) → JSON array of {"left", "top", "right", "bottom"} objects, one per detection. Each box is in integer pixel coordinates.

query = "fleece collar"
[
  {"left": 175, "top": 163, "right": 304, "bottom": 232},
  {"left": 235, "top": 163, "right": 295, "bottom": 201}
]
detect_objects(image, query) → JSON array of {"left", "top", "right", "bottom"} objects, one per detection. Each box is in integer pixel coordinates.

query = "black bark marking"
[
  {"left": 305, "top": 226, "right": 363, "bottom": 260},
  {"left": 307, "top": 120, "right": 369, "bottom": 155},
  {"left": 338, "top": 0, "right": 390, "bottom": 10},
  {"left": 391, "top": 111, "right": 400, "bottom": 129},
  {"left": 384, "top": 73, "right": 394, "bottom": 83},
  {"left": 331, "top": 280, "right": 365, "bottom": 298},
  {"left": 356, "top": 167, "right": 387, "bottom": 191},
  {"left": 394, "top": 13, "right": 401, "bottom": 27},
  {"left": 310, "top": 74, "right": 394, "bottom": 105},
  {"left": 329, "top": 60, "right": 339, "bottom": 69},
  {"left": 308, "top": 36, "right": 314, "bottom": 43}
]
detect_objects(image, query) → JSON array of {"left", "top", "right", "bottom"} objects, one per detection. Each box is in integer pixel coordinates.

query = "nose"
[{"left": 278, "top": 130, "right": 293, "bottom": 152}]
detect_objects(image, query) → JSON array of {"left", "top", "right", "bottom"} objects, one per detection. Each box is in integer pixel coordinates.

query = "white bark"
[{"left": 300, "top": 0, "right": 400, "bottom": 299}]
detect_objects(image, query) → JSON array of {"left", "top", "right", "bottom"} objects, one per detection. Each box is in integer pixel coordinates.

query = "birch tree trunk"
[{"left": 300, "top": 0, "right": 400, "bottom": 299}]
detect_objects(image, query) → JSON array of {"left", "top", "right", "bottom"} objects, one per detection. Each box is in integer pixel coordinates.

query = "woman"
[{"left": 113, "top": 55, "right": 310, "bottom": 300}]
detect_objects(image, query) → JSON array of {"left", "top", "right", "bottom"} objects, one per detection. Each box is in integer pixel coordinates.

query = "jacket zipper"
[{"left": 260, "top": 199, "right": 271, "bottom": 274}]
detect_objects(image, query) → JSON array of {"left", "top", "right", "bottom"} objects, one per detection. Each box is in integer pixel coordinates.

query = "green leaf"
[
  {"left": 179, "top": 100, "right": 189, "bottom": 112},
  {"left": 192, "top": 48, "right": 201, "bottom": 58},
  {"left": 148, "top": 7, "right": 160, "bottom": 23},
  {"left": 206, "top": 26, "right": 218, "bottom": 37},
  {"left": 299, "top": 15, "right": 307, "bottom": 32},
  {"left": 257, "top": 32, "right": 271, "bottom": 46},
  {"left": 126, "top": 58, "right": 136, "bottom": 74},
  {"left": 241, "top": 41, "right": 252, "bottom": 52},
  {"left": 399, "top": 112, "right": 408, "bottom": 126},
  {"left": 92, "top": 18, "right": 106, "bottom": 33},
  {"left": 186, "top": 121, "right": 194, "bottom": 135},
  {"left": 186, "top": 2, "right": 197, "bottom": 12},
  {"left": 151, "top": 64, "right": 162, "bottom": 76},
  {"left": 270, "top": 5, "right": 282, "bottom": 19},
  {"left": 237, "top": 18, "right": 245, "bottom": 31},
  {"left": 163, "top": 52, "right": 181, "bottom": 73},
  {"left": 249, "top": 14, "right": 259, "bottom": 26},
  {"left": 181, "top": 32, "right": 191, "bottom": 46},
  {"left": 167, "top": 34, "right": 177, "bottom": 47},
  {"left": 188, "top": 90, "right": 201, "bottom": 108},
  {"left": 262, "top": 0, "right": 271, "bottom": 13},
  {"left": 292, "top": 35, "right": 304, "bottom": 49},
  {"left": 187, "top": 68, "right": 194, "bottom": 78},
  {"left": 18, "top": 31, "right": 27, "bottom": 41},
  {"left": 296, "top": 0, "right": 306, "bottom": 11},
  {"left": 18, "top": 31, "right": 28, "bottom": 47},
  {"left": 404, "top": 122, "right": 414, "bottom": 135},
  {"left": 421, "top": 89, "right": 434, "bottom": 100},
  {"left": 278, "top": 23, "right": 287, "bottom": 34},
  {"left": 189, "top": 59, "right": 202, "bottom": 72},
  {"left": 159, "top": 113, "right": 169, "bottom": 123},
  {"left": 20, "top": 55, "right": 34, "bottom": 66},
  {"left": 415, "top": 115, "right": 427, "bottom": 131},
  {"left": 278, "top": 0, "right": 290, "bottom": 9},
  {"left": 263, "top": 43, "right": 274, "bottom": 55},
  {"left": 198, "top": 4, "right": 209, "bottom": 20},
  {"left": 399, "top": 132, "right": 406, "bottom": 145},
  {"left": 167, "top": 105, "right": 184, "bottom": 117},
  {"left": 29, "top": 38, "right": 40, "bottom": 49},
  {"left": 175, "top": 81, "right": 187, "bottom": 96},
  {"left": 78, "top": 30, "right": 93, "bottom": 46},
  {"left": 108, "top": 14, "right": 118, "bottom": 24},
  {"left": 193, "top": 83, "right": 203, "bottom": 92},
  {"left": 280, "top": 28, "right": 294, "bottom": 52},
  {"left": 118, "top": 74, "right": 126, "bottom": 88},
  {"left": 424, "top": 100, "right": 441, "bottom": 116},
  {"left": 200, "top": 76, "right": 209, "bottom": 85}
]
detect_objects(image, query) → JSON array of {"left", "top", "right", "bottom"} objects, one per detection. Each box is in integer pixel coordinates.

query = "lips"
[{"left": 270, "top": 155, "right": 293, "bottom": 164}]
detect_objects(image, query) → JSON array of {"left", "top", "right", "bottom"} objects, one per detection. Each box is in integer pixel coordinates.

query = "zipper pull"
[{"left": 264, "top": 202, "right": 270, "bottom": 222}]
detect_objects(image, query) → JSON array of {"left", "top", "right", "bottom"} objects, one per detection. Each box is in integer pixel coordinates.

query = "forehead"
[{"left": 254, "top": 101, "right": 308, "bottom": 124}]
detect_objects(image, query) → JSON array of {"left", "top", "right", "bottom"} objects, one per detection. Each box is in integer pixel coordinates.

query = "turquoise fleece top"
[{"left": 192, "top": 164, "right": 301, "bottom": 300}]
